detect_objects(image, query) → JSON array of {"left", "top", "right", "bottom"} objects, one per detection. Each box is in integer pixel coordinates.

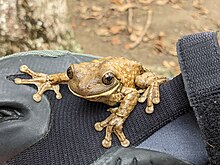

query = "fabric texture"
[
  {"left": 138, "top": 112, "right": 208, "bottom": 165},
  {"left": 177, "top": 32, "right": 220, "bottom": 164},
  {"left": 6, "top": 57, "right": 190, "bottom": 164}
]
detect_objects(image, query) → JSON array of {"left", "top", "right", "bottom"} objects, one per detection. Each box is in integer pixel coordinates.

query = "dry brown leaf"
[
  {"left": 168, "top": 49, "right": 177, "bottom": 56},
  {"left": 142, "top": 6, "right": 150, "bottom": 10},
  {"left": 142, "top": 36, "right": 150, "bottom": 42},
  {"left": 91, "top": 5, "right": 103, "bottom": 12},
  {"left": 201, "top": 26, "right": 209, "bottom": 31},
  {"left": 156, "top": 0, "right": 169, "bottom": 5},
  {"left": 109, "top": 25, "right": 125, "bottom": 34},
  {"left": 193, "top": 0, "right": 201, "bottom": 9},
  {"left": 91, "top": 11, "right": 101, "bottom": 17},
  {"left": 163, "top": 60, "right": 178, "bottom": 70},
  {"left": 193, "top": 0, "right": 208, "bottom": 14},
  {"left": 124, "top": 43, "right": 133, "bottom": 49},
  {"left": 96, "top": 28, "right": 110, "bottom": 36},
  {"left": 199, "top": 7, "right": 209, "bottom": 15},
  {"left": 129, "top": 33, "right": 139, "bottom": 42},
  {"left": 111, "top": 0, "right": 125, "bottom": 5},
  {"left": 171, "top": 4, "right": 182, "bottom": 9},
  {"left": 116, "top": 20, "right": 127, "bottom": 26},
  {"left": 138, "top": 0, "right": 154, "bottom": 5},
  {"left": 163, "top": 60, "right": 171, "bottom": 68},
  {"left": 110, "top": 3, "right": 138, "bottom": 12},
  {"left": 111, "top": 37, "right": 121, "bottom": 45}
]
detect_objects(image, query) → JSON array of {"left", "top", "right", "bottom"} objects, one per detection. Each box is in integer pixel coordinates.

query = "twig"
[
  {"left": 126, "top": 0, "right": 134, "bottom": 33},
  {"left": 110, "top": 3, "right": 138, "bottom": 12},
  {"left": 127, "top": 10, "right": 152, "bottom": 49}
]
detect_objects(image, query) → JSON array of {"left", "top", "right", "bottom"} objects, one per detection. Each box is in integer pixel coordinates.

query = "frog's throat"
[{"left": 68, "top": 83, "right": 121, "bottom": 99}]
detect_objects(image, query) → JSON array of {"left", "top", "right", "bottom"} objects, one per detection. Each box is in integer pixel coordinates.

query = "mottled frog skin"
[{"left": 15, "top": 56, "right": 167, "bottom": 148}]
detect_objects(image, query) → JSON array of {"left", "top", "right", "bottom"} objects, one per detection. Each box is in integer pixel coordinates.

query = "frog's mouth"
[{"left": 68, "top": 83, "right": 121, "bottom": 99}]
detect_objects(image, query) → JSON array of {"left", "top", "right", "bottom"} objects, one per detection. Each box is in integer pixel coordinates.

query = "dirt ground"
[{"left": 68, "top": 0, "right": 220, "bottom": 77}]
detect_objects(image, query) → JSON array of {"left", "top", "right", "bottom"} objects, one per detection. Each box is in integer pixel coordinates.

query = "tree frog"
[{"left": 15, "top": 56, "right": 167, "bottom": 148}]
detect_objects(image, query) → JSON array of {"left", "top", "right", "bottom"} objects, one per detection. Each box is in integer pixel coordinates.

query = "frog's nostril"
[{"left": 67, "top": 66, "right": 73, "bottom": 79}]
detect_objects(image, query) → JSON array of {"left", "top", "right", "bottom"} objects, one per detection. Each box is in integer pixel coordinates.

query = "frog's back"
[{"left": 99, "top": 57, "right": 144, "bottom": 88}]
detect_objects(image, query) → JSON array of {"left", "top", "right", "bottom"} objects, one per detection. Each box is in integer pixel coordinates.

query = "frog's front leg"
[
  {"left": 15, "top": 65, "right": 69, "bottom": 102},
  {"left": 135, "top": 71, "right": 167, "bottom": 113},
  {"left": 95, "top": 88, "right": 139, "bottom": 148}
]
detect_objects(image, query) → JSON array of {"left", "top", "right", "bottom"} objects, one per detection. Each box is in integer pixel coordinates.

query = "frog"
[{"left": 15, "top": 56, "right": 167, "bottom": 148}]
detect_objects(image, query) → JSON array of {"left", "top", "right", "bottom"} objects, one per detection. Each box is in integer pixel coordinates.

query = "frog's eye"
[
  {"left": 67, "top": 66, "right": 73, "bottom": 79},
  {"left": 102, "top": 72, "right": 115, "bottom": 85}
]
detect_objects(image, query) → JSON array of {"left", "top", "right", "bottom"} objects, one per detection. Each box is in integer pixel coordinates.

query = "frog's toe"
[
  {"left": 95, "top": 122, "right": 104, "bottom": 131},
  {"left": 138, "top": 96, "right": 147, "bottom": 103},
  {"left": 102, "top": 138, "right": 112, "bottom": 148},
  {"left": 33, "top": 94, "right": 42, "bottom": 102},
  {"left": 20, "top": 65, "right": 28, "bottom": 72},
  {"left": 120, "top": 139, "right": 130, "bottom": 147},
  {"left": 146, "top": 106, "right": 154, "bottom": 114},
  {"left": 56, "top": 93, "right": 62, "bottom": 100},
  {"left": 153, "top": 97, "right": 160, "bottom": 104},
  {"left": 14, "top": 78, "right": 22, "bottom": 84}
]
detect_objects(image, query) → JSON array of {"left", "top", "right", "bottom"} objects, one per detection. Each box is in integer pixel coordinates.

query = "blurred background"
[{"left": 0, "top": 0, "right": 219, "bottom": 77}]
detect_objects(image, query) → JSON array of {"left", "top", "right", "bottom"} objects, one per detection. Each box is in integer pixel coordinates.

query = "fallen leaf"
[
  {"left": 168, "top": 50, "right": 177, "bottom": 56},
  {"left": 116, "top": 20, "right": 127, "bottom": 26},
  {"left": 110, "top": 3, "right": 138, "bottom": 12},
  {"left": 109, "top": 25, "right": 125, "bottom": 34},
  {"left": 124, "top": 43, "right": 132, "bottom": 49},
  {"left": 138, "top": 0, "right": 154, "bottom": 5},
  {"left": 171, "top": 4, "right": 182, "bottom": 9},
  {"left": 91, "top": 5, "right": 103, "bottom": 12},
  {"left": 111, "top": 0, "right": 124, "bottom": 5},
  {"left": 156, "top": 0, "right": 169, "bottom": 5},
  {"left": 111, "top": 37, "right": 121, "bottom": 45},
  {"left": 199, "top": 7, "right": 209, "bottom": 15},
  {"left": 96, "top": 28, "right": 110, "bottom": 36},
  {"left": 142, "top": 36, "right": 150, "bottom": 42},
  {"left": 129, "top": 33, "right": 139, "bottom": 42},
  {"left": 92, "top": 11, "right": 101, "bottom": 17}
]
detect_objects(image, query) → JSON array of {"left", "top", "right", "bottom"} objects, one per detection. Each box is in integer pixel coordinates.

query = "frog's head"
[{"left": 66, "top": 61, "right": 121, "bottom": 99}]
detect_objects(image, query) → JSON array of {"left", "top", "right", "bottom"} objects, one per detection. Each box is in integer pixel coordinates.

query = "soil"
[{"left": 68, "top": 0, "right": 220, "bottom": 77}]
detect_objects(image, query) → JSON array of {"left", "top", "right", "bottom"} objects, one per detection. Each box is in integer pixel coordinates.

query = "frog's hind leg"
[
  {"left": 95, "top": 113, "right": 130, "bottom": 148},
  {"left": 102, "top": 125, "right": 114, "bottom": 148},
  {"left": 95, "top": 88, "right": 139, "bottom": 148},
  {"left": 95, "top": 113, "right": 116, "bottom": 148},
  {"left": 113, "top": 121, "right": 130, "bottom": 147}
]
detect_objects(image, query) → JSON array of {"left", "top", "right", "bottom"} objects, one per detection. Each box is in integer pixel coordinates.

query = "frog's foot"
[
  {"left": 95, "top": 113, "right": 129, "bottom": 148},
  {"left": 138, "top": 76, "right": 167, "bottom": 114},
  {"left": 15, "top": 65, "right": 62, "bottom": 102}
]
